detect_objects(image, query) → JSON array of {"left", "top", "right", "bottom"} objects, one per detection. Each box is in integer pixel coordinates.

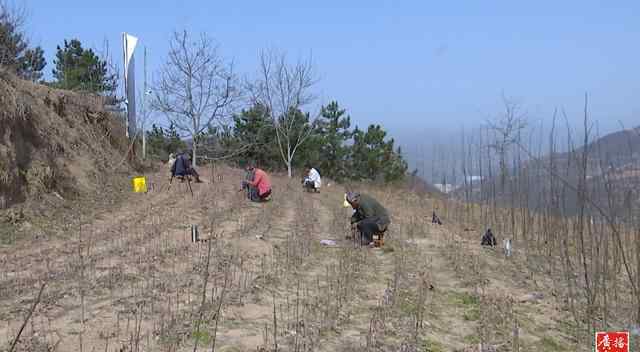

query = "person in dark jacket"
[
  {"left": 346, "top": 192, "right": 390, "bottom": 246},
  {"left": 481, "top": 228, "right": 497, "bottom": 247},
  {"left": 432, "top": 211, "right": 442, "bottom": 225},
  {"left": 171, "top": 151, "right": 202, "bottom": 183}
]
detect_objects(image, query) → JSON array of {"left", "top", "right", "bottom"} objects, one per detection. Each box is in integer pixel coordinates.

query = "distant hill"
[
  {"left": 574, "top": 127, "right": 640, "bottom": 165},
  {"left": 455, "top": 126, "right": 640, "bottom": 218}
]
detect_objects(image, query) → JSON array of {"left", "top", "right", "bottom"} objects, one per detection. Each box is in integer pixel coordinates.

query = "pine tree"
[
  {"left": 231, "top": 104, "right": 280, "bottom": 169},
  {"left": 52, "top": 39, "right": 116, "bottom": 93},
  {"left": 18, "top": 46, "right": 45, "bottom": 81},
  {"left": 383, "top": 145, "right": 409, "bottom": 182},
  {"left": 314, "top": 101, "right": 352, "bottom": 180},
  {"left": 145, "top": 122, "right": 186, "bottom": 161},
  {"left": 166, "top": 122, "right": 186, "bottom": 155},
  {"left": 349, "top": 126, "right": 368, "bottom": 180},
  {"left": 349, "top": 124, "right": 407, "bottom": 182},
  {"left": 146, "top": 124, "right": 167, "bottom": 160}
]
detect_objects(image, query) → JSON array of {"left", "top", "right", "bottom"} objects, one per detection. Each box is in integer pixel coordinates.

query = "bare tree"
[
  {"left": 248, "top": 49, "right": 318, "bottom": 177},
  {"left": 152, "top": 30, "right": 240, "bottom": 166},
  {"left": 486, "top": 94, "right": 528, "bottom": 191}
]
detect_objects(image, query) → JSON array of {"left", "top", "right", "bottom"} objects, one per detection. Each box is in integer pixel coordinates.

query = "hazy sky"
[{"left": 25, "top": 0, "right": 640, "bottom": 173}]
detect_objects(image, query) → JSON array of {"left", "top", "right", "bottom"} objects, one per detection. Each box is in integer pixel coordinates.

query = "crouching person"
[
  {"left": 171, "top": 150, "right": 202, "bottom": 183},
  {"left": 346, "top": 192, "right": 390, "bottom": 246},
  {"left": 242, "top": 162, "right": 272, "bottom": 202},
  {"left": 302, "top": 165, "right": 321, "bottom": 192},
  {"left": 431, "top": 211, "right": 442, "bottom": 225},
  {"left": 481, "top": 228, "right": 497, "bottom": 247}
]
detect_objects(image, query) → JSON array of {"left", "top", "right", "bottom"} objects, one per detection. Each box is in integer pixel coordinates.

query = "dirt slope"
[
  {"left": 0, "top": 72, "right": 136, "bottom": 243},
  {"left": 0, "top": 165, "right": 585, "bottom": 352},
  {"left": 0, "top": 71, "right": 131, "bottom": 210}
]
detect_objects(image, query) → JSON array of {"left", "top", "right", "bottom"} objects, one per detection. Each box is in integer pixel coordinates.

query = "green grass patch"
[
  {"left": 462, "top": 334, "right": 481, "bottom": 345},
  {"left": 192, "top": 330, "right": 211, "bottom": 345},
  {"left": 0, "top": 224, "right": 17, "bottom": 244},
  {"left": 422, "top": 337, "right": 446, "bottom": 352},
  {"left": 399, "top": 297, "right": 418, "bottom": 315},
  {"left": 463, "top": 307, "right": 480, "bottom": 321},
  {"left": 460, "top": 293, "right": 479, "bottom": 305}
]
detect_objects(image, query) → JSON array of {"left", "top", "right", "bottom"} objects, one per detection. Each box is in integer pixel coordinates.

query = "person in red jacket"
[{"left": 241, "top": 161, "right": 272, "bottom": 202}]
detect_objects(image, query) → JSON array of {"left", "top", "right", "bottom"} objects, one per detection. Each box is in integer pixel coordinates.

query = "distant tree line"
[
  {"left": 144, "top": 122, "right": 186, "bottom": 161},
  {"left": 1, "top": 3, "right": 407, "bottom": 183},
  {"left": 146, "top": 100, "right": 408, "bottom": 183},
  {"left": 225, "top": 101, "right": 407, "bottom": 182},
  {"left": 146, "top": 30, "right": 407, "bottom": 183}
]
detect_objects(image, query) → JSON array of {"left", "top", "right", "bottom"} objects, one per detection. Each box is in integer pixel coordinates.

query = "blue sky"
[{"left": 25, "top": 0, "right": 640, "bottom": 169}]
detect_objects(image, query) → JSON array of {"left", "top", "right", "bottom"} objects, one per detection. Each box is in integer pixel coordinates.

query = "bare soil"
[{"left": 0, "top": 164, "right": 584, "bottom": 352}]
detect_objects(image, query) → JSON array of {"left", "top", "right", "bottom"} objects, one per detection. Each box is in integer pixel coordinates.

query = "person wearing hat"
[
  {"left": 242, "top": 161, "right": 272, "bottom": 202},
  {"left": 345, "top": 192, "right": 390, "bottom": 246}
]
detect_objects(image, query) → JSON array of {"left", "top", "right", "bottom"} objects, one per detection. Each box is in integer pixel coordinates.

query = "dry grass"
[{"left": 0, "top": 166, "right": 615, "bottom": 352}]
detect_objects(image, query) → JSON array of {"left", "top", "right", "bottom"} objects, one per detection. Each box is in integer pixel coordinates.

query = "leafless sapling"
[{"left": 152, "top": 30, "right": 240, "bottom": 167}]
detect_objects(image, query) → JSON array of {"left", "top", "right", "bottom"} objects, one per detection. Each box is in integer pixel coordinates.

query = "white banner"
[{"left": 123, "top": 33, "right": 138, "bottom": 139}]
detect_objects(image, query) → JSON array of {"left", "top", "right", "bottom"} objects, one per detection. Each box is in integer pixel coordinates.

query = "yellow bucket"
[{"left": 132, "top": 176, "right": 147, "bottom": 193}]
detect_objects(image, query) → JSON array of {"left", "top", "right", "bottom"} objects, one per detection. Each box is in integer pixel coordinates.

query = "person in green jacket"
[{"left": 346, "top": 192, "right": 390, "bottom": 246}]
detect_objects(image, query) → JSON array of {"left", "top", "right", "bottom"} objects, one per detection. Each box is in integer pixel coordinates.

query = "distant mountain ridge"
[{"left": 455, "top": 126, "right": 640, "bottom": 217}]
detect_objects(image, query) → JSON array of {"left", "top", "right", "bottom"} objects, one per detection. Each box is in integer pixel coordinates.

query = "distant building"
[
  {"left": 434, "top": 176, "right": 483, "bottom": 194},
  {"left": 465, "top": 175, "right": 483, "bottom": 184},
  {"left": 434, "top": 183, "right": 454, "bottom": 193}
]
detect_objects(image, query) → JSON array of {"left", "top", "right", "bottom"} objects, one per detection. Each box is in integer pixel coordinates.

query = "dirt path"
[{"left": 214, "top": 177, "right": 302, "bottom": 350}]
